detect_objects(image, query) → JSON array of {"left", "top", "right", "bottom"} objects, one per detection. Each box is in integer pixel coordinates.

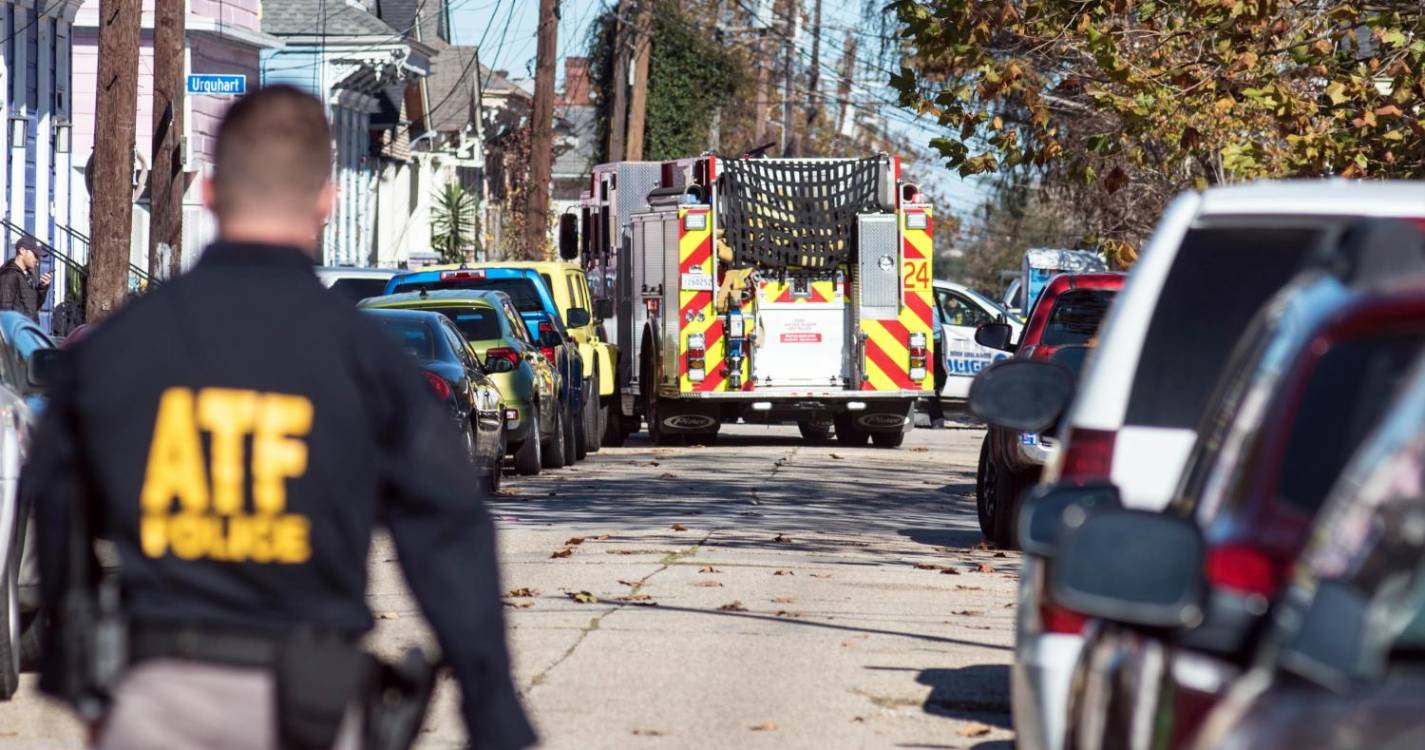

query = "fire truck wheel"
[
  {"left": 513, "top": 406, "right": 543, "bottom": 476},
  {"left": 833, "top": 413, "right": 870, "bottom": 446},
  {"left": 543, "top": 404, "right": 569, "bottom": 469},
  {"left": 871, "top": 430, "right": 906, "bottom": 448},
  {"left": 797, "top": 421, "right": 833, "bottom": 443},
  {"left": 582, "top": 376, "right": 601, "bottom": 455}
]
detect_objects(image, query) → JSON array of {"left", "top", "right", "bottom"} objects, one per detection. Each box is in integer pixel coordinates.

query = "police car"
[{"left": 932, "top": 280, "right": 1023, "bottom": 400}]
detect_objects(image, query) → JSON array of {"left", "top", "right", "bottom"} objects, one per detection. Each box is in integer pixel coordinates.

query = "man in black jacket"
[
  {"left": 25, "top": 85, "right": 536, "bottom": 750},
  {"left": 0, "top": 236, "right": 52, "bottom": 321}
]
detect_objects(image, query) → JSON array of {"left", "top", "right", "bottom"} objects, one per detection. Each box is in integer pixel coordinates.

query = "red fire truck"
[{"left": 563, "top": 154, "right": 935, "bottom": 447}]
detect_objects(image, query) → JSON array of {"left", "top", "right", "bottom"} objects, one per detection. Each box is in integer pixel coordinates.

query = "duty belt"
[{"left": 129, "top": 624, "right": 289, "bottom": 668}]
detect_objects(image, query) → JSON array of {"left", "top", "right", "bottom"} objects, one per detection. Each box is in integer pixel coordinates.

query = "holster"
[
  {"left": 363, "top": 649, "right": 438, "bottom": 750},
  {"left": 274, "top": 629, "right": 372, "bottom": 750}
]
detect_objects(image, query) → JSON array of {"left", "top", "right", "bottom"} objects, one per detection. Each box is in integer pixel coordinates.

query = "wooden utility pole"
[
  {"left": 150, "top": 0, "right": 185, "bottom": 280},
  {"left": 752, "top": 2, "right": 772, "bottom": 145},
  {"left": 525, "top": 0, "right": 559, "bottom": 259},
  {"left": 89, "top": 0, "right": 141, "bottom": 321},
  {"left": 606, "top": 0, "right": 633, "bottom": 161},
  {"left": 805, "top": 0, "right": 823, "bottom": 135},
  {"left": 780, "top": 0, "right": 799, "bottom": 156},
  {"left": 624, "top": 0, "right": 654, "bottom": 161},
  {"left": 833, "top": 31, "right": 857, "bottom": 145}
]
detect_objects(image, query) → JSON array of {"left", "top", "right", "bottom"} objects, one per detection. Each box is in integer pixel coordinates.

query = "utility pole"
[
  {"left": 752, "top": 0, "right": 772, "bottom": 145},
  {"left": 150, "top": 0, "right": 185, "bottom": 280},
  {"left": 833, "top": 31, "right": 857, "bottom": 146},
  {"left": 606, "top": 0, "right": 633, "bottom": 161},
  {"left": 804, "top": 0, "right": 823, "bottom": 139},
  {"left": 525, "top": 0, "right": 558, "bottom": 259},
  {"left": 89, "top": 0, "right": 141, "bottom": 321},
  {"left": 624, "top": 0, "right": 654, "bottom": 161},
  {"left": 780, "top": 0, "right": 799, "bottom": 156}
]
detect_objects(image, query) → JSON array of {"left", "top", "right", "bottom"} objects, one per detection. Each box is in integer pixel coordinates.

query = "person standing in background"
[{"left": 0, "top": 237, "right": 53, "bottom": 321}]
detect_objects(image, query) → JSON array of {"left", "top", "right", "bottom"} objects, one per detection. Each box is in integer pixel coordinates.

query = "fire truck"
[{"left": 562, "top": 154, "right": 935, "bottom": 447}]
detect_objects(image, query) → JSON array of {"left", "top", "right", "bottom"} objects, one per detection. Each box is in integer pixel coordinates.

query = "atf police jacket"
[{"left": 26, "top": 242, "right": 536, "bottom": 750}]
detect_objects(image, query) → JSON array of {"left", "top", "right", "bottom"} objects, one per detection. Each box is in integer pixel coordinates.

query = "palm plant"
[{"left": 431, "top": 182, "right": 477, "bottom": 264}]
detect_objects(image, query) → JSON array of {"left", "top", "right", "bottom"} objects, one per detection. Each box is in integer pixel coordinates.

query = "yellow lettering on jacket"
[{"left": 137, "top": 387, "right": 314, "bottom": 564}]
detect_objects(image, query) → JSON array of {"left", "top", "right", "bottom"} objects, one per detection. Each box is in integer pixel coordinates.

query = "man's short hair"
[{"left": 212, "top": 85, "right": 332, "bottom": 217}]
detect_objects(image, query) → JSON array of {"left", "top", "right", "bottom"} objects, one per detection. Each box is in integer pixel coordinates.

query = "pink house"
[{"left": 69, "top": 0, "right": 283, "bottom": 275}]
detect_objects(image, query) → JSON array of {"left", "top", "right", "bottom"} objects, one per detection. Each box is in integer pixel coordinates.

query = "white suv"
[{"left": 1013, "top": 180, "right": 1425, "bottom": 750}]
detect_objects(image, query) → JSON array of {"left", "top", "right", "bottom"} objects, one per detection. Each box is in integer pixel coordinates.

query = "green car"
[{"left": 360, "top": 290, "right": 562, "bottom": 475}]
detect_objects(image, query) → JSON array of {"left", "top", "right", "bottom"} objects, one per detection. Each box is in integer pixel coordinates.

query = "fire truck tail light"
[
  {"left": 687, "top": 333, "right": 707, "bottom": 381},
  {"left": 908, "top": 332, "right": 929, "bottom": 381}
]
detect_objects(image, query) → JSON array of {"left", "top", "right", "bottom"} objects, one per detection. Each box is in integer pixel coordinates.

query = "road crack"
[{"left": 748, "top": 446, "right": 800, "bottom": 505}]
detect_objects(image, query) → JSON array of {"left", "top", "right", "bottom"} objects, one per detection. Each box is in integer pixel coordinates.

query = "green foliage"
[
  {"left": 431, "top": 182, "right": 477, "bottom": 264},
  {"left": 889, "top": 0, "right": 1425, "bottom": 255}
]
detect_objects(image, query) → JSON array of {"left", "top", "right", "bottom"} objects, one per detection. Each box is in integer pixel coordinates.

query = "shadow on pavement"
[
  {"left": 915, "top": 664, "right": 1012, "bottom": 726},
  {"left": 898, "top": 526, "right": 989, "bottom": 550}
]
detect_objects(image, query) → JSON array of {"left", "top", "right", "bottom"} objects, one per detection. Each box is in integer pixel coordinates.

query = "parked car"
[
  {"left": 0, "top": 312, "right": 59, "bottom": 417},
  {"left": 1005, "top": 179, "right": 1425, "bottom": 750},
  {"left": 1060, "top": 218, "right": 1425, "bottom": 749},
  {"left": 316, "top": 266, "right": 395, "bottom": 304},
  {"left": 973, "top": 272, "right": 1124, "bottom": 547},
  {"left": 362, "top": 308, "right": 507, "bottom": 491},
  {"left": 466, "top": 262, "right": 619, "bottom": 452},
  {"left": 385, "top": 267, "right": 585, "bottom": 463},
  {"left": 931, "top": 279, "right": 1022, "bottom": 400},
  {"left": 361, "top": 290, "right": 562, "bottom": 475}
]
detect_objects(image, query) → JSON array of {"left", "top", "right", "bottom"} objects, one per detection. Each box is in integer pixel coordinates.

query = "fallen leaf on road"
[
  {"left": 913, "top": 562, "right": 943, "bottom": 570},
  {"left": 607, "top": 549, "right": 676, "bottom": 555},
  {"left": 718, "top": 601, "right": 748, "bottom": 612},
  {"left": 772, "top": 596, "right": 798, "bottom": 604},
  {"left": 506, "top": 587, "right": 538, "bottom": 598},
  {"left": 774, "top": 610, "right": 802, "bottom": 618},
  {"left": 618, "top": 579, "right": 640, "bottom": 587},
  {"left": 647, "top": 461, "right": 661, "bottom": 467},
  {"left": 809, "top": 573, "right": 832, "bottom": 578},
  {"left": 550, "top": 548, "right": 574, "bottom": 559},
  {"left": 952, "top": 609, "right": 983, "bottom": 616},
  {"left": 910, "top": 447, "right": 929, "bottom": 452},
  {"left": 993, "top": 552, "right": 1008, "bottom": 558},
  {"left": 974, "top": 563, "right": 996, "bottom": 573},
  {"left": 671, "top": 523, "right": 689, "bottom": 531},
  {"left": 692, "top": 580, "right": 724, "bottom": 588},
  {"left": 592, "top": 534, "right": 610, "bottom": 540},
  {"left": 940, "top": 568, "right": 961, "bottom": 575},
  {"left": 773, "top": 569, "right": 795, "bottom": 576},
  {"left": 851, "top": 716, "right": 866, "bottom": 723},
  {"left": 1003, "top": 602, "right": 1015, "bottom": 608},
  {"left": 504, "top": 600, "right": 533, "bottom": 609},
  {"left": 959, "top": 722, "right": 992, "bottom": 738},
  {"left": 699, "top": 566, "right": 721, "bottom": 574},
  {"left": 830, "top": 453, "right": 844, "bottom": 459},
  {"left": 375, "top": 611, "right": 400, "bottom": 620},
  {"left": 955, "top": 585, "right": 983, "bottom": 591},
  {"left": 568, "top": 591, "right": 599, "bottom": 604},
  {"left": 658, "top": 473, "right": 679, "bottom": 480},
  {"left": 773, "top": 534, "right": 792, "bottom": 543},
  {"left": 564, "top": 537, "right": 585, "bottom": 546},
  {"left": 631, "top": 728, "right": 667, "bottom": 737},
  {"left": 749, "top": 721, "right": 778, "bottom": 731},
  {"left": 616, "top": 594, "right": 655, "bottom": 604}
]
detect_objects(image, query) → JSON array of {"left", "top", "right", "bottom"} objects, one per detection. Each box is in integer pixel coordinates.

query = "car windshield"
[
  {"left": 1042, "top": 289, "right": 1116, "bottom": 347},
  {"left": 1126, "top": 225, "right": 1327, "bottom": 428},
  {"left": 392, "top": 277, "right": 544, "bottom": 312},
  {"left": 427, "top": 306, "right": 502, "bottom": 341},
  {"left": 328, "top": 277, "right": 390, "bottom": 303},
  {"left": 373, "top": 318, "right": 442, "bottom": 362}
]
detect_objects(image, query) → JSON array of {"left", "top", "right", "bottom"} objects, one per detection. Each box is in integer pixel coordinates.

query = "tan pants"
[{"left": 98, "top": 659, "right": 362, "bottom": 750}]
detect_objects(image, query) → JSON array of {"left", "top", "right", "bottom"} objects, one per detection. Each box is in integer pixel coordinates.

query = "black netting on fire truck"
[{"left": 718, "top": 157, "right": 883, "bottom": 270}]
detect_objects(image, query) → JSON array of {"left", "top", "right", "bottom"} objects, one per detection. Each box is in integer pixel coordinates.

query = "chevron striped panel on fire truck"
[
  {"left": 861, "top": 207, "right": 935, "bottom": 392},
  {"left": 676, "top": 206, "right": 725, "bottom": 393}
]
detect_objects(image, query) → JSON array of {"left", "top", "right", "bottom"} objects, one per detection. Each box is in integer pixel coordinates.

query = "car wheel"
[
  {"left": 582, "top": 376, "right": 601, "bottom": 455},
  {"left": 543, "top": 403, "right": 568, "bottom": 469},
  {"left": 870, "top": 430, "right": 906, "bottom": 449},
  {"left": 833, "top": 413, "right": 869, "bottom": 446},
  {"left": 797, "top": 421, "right": 833, "bottom": 443},
  {"left": 513, "top": 405, "right": 543, "bottom": 476},
  {"left": 990, "top": 465, "right": 1025, "bottom": 549},
  {"left": 976, "top": 437, "right": 994, "bottom": 538},
  {"left": 601, "top": 396, "right": 625, "bottom": 447},
  {"left": 1, "top": 553, "right": 19, "bottom": 700},
  {"left": 567, "top": 403, "right": 584, "bottom": 462}
]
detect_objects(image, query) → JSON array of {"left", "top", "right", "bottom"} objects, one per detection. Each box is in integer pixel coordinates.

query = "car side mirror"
[
  {"left": 1052, "top": 509, "right": 1207, "bottom": 629},
  {"left": 566, "top": 307, "right": 591, "bottom": 328},
  {"left": 975, "top": 322, "right": 1016, "bottom": 351},
  {"left": 968, "top": 359, "right": 1075, "bottom": 432},
  {"left": 1019, "top": 482, "right": 1121, "bottom": 558},
  {"left": 593, "top": 298, "right": 614, "bottom": 321},
  {"left": 559, "top": 213, "right": 579, "bottom": 261},
  {"left": 29, "top": 348, "right": 69, "bottom": 389},
  {"left": 484, "top": 355, "right": 516, "bottom": 374}
]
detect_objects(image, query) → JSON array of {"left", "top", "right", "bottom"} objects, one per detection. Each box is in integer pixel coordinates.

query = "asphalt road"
[{"left": 0, "top": 421, "right": 1017, "bottom": 750}]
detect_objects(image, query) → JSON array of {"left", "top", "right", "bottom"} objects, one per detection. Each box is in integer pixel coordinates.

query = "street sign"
[{"left": 186, "top": 74, "right": 246, "bottom": 95}]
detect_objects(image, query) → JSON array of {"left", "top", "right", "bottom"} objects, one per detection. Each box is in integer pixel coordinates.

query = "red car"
[{"left": 974, "top": 272, "right": 1125, "bottom": 547}]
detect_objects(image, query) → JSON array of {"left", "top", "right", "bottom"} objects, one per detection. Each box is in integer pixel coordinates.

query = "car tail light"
[
  {"left": 487, "top": 347, "right": 520, "bottom": 367},
  {"left": 504, "top": 407, "right": 519, "bottom": 423},
  {"left": 537, "top": 321, "right": 558, "bottom": 364},
  {"left": 1059, "top": 428, "right": 1116, "bottom": 482},
  {"left": 440, "top": 269, "right": 485, "bottom": 281},
  {"left": 1041, "top": 603, "right": 1089, "bottom": 634},
  {"left": 687, "top": 333, "right": 706, "bottom": 381},
  {"left": 1205, "top": 544, "right": 1280, "bottom": 597},
  {"left": 908, "top": 332, "right": 928, "bottom": 382},
  {"left": 422, "top": 372, "right": 452, "bottom": 400}
]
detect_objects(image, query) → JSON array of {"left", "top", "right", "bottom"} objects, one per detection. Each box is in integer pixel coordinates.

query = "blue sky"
[{"left": 447, "top": 0, "right": 990, "bottom": 218}]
